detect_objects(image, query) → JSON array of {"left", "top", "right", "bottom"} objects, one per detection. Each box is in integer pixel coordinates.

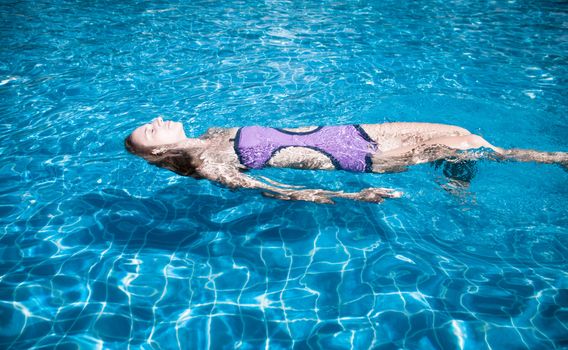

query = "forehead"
[{"left": 130, "top": 123, "right": 149, "bottom": 142}]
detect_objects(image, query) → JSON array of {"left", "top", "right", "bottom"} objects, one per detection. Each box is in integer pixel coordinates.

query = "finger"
[
  {"left": 389, "top": 191, "right": 403, "bottom": 198},
  {"left": 364, "top": 188, "right": 403, "bottom": 198},
  {"left": 315, "top": 197, "right": 335, "bottom": 204},
  {"left": 363, "top": 197, "right": 384, "bottom": 204},
  {"left": 381, "top": 190, "right": 403, "bottom": 198}
]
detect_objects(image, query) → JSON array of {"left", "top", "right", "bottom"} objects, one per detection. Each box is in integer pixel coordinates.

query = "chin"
[{"left": 178, "top": 127, "right": 187, "bottom": 139}]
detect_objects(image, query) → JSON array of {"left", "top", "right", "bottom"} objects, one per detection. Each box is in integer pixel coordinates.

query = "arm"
[{"left": 197, "top": 165, "right": 402, "bottom": 204}]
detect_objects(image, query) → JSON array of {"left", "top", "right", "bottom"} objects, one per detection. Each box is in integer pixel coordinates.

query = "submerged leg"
[
  {"left": 434, "top": 159, "right": 478, "bottom": 182},
  {"left": 500, "top": 148, "right": 568, "bottom": 166}
]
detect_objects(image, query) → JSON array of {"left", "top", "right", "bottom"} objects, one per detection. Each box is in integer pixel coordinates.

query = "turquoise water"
[{"left": 1, "top": 0, "right": 567, "bottom": 348}]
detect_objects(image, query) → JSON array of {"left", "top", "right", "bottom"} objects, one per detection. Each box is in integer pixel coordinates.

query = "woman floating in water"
[{"left": 125, "top": 117, "right": 567, "bottom": 204}]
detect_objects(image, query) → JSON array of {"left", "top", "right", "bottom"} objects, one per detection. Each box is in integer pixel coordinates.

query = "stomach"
[{"left": 267, "top": 146, "right": 336, "bottom": 170}]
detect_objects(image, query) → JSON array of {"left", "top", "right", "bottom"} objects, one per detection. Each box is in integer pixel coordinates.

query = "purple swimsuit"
[{"left": 233, "top": 125, "right": 378, "bottom": 172}]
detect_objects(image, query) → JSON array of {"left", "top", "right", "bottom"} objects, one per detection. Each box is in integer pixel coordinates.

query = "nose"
[{"left": 152, "top": 117, "right": 164, "bottom": 127}]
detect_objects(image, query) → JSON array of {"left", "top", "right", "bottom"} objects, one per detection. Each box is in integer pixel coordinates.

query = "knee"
[
  {"left": 450, "top": 125, "right": 472, "bottom": 136},
  {"left": 463, "top": 134, "right": 490, "bottom": 148}
]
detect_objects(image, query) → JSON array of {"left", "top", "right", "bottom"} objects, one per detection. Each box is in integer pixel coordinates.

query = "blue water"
[{"left": 1, "top": 0, "right": 567, "bottom": 348}]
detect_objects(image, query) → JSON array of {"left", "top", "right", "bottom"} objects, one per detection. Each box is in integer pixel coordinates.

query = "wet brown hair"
[{"left": 124, "top": 134, "right": 200, "bottom": 178}]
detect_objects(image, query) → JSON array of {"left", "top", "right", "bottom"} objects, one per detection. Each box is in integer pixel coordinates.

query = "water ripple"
[{"left": 1, "top": 0, "right": 567, "bottom": 348}]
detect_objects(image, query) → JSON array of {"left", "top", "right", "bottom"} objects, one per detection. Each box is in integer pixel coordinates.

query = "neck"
[
  {"left": 148, "top": 137, "right": 207, "bottom": 157},
  {"left": 180, "top": 137, "right": 208, "bottom": 170},
  {"left": 180, "top": 137, "right": 208, "bottom": 150}
]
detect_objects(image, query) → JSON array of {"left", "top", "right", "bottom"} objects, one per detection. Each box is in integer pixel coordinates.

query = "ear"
[{"left": 151, "top": 146, "right": 169, "bottom": 155}]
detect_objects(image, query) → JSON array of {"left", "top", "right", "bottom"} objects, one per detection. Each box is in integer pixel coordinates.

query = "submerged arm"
[{"left": 197, "top": 165, "right": 402, "bottom": 204}]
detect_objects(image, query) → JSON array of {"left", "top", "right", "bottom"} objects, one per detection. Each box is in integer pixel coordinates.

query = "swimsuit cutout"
[{"left": 234, "top": 125, "right": 378, "bottom": 172}]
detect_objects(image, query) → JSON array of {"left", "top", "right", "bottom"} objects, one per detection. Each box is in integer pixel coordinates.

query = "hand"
[{"left": 355, "top": 188, "right": 403, "bottom": 203}]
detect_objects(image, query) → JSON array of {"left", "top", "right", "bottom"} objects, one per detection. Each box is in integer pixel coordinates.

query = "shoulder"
[{"left": 201, "top": 127, "right": 239, "bottom": 139}]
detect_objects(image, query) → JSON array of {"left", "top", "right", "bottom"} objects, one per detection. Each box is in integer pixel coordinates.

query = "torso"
[
  {"left": 198, "top": 122, "right": 471, "bottom": 172},
  {"left": 232, "top": 124, "right": 378, "bottom": 172}
]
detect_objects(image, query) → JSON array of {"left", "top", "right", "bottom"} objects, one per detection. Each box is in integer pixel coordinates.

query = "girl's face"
[{"left": 130, "top": 117, "right": 187, "bottom": 148}]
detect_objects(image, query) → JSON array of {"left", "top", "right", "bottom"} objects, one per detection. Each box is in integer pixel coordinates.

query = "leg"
[
  {"left": 360, "top": 122, "right": 472, "bottom": 153},
  {"left": 371, "top": 134, "right": 568, "bottom": 173},
  {"left": 379, "top": 134, "right": 503, "bottom": 157},
  {"left": 452, "top": 135, "right": 568, "bottom": 165}
]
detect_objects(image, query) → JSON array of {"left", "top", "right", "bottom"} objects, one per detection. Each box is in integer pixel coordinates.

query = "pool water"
[{"left": 1, "top": 0, "right": 567, "bottom": 348}]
